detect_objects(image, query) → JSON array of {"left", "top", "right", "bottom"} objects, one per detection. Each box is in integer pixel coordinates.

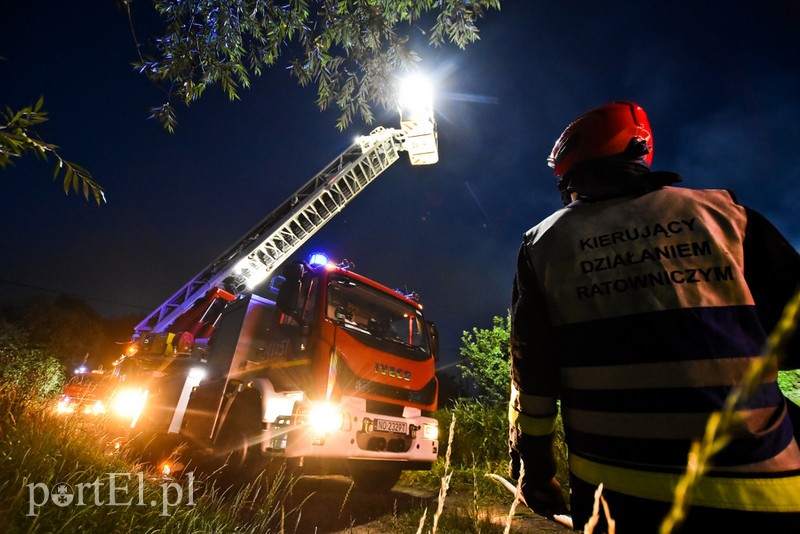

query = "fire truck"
[
  {"left": 56, "top": 368, "right": 114, "bottom": 416},
  {"left": 107, "top": 81, "right": 440, "bottom": 491}
]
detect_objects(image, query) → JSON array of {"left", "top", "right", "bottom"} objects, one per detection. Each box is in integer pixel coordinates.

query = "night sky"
[{"left": 1, "top": 2, "right": 798, "bottom": 369}]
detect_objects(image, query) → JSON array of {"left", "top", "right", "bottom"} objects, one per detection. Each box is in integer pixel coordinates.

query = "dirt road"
[{"left": 281, "top": 476, "right": 575, "bottom": 534}]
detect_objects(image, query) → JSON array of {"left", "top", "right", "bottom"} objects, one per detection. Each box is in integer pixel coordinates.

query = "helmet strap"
[{"left": 558, "top": 159, "right": 680, "bottom": 205}]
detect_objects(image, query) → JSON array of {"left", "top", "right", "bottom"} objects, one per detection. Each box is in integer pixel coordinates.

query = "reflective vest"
[{"left": 520, "top": 186, "right": 800, "bottom": 512}]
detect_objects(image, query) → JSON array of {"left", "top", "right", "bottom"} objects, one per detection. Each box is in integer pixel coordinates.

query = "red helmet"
[{"left": 547, "top": 101, "right": 653, "bottom": 178}]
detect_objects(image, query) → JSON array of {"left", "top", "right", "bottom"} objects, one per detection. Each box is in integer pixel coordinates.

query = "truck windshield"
[{"left": 326, "top": 276, "right": 430, "bottom": 355}]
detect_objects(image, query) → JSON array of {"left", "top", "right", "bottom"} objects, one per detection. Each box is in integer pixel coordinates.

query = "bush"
[
  {"left": 0, "top": 321, "right": 65, "bottom": 436},
  {"left": 457, "top": 315, "right": 511, "bottom": 406},
  {"left": 0, "top": 320, "right": 65, "bottom": 399}
]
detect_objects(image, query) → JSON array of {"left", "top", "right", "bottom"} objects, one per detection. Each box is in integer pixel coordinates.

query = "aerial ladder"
[{"left": 133, "top": 89, "right": 438, "bottom": 342}]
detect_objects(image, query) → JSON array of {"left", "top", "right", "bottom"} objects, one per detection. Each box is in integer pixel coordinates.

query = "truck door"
[{"left": 180, "top": 296, "right": 257, "bottom": 442}]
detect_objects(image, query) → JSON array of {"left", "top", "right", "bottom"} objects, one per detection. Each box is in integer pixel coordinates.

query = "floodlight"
[
  {"left": 397, "top": 74, "right": 438, "bottom": 165},
  {"left": 398, "top": 75, "right": 434, "bottom": 122}
]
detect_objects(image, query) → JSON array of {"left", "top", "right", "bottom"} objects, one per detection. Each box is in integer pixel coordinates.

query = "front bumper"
[{"left": 266, "top": 397, "right": 439, "bottom": 467}]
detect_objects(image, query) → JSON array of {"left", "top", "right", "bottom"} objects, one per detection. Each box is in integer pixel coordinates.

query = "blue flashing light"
[{"left": 308, "top": 253, "right": 329, "bottom": 267}]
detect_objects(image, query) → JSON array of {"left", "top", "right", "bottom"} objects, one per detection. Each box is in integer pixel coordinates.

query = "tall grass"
[
  {"left": 400, "top": 399, "right": 571, "bottom": 532},
  {"left": 433, "top": 398, "right": 507, "bottom": 469},
  {"left": 0, "top": 389, "right": 301, "bottom": 533}
]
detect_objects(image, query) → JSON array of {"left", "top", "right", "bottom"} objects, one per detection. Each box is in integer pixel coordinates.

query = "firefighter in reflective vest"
[{"left": 509, "top": 101, "right": 800, "bottom": 532}]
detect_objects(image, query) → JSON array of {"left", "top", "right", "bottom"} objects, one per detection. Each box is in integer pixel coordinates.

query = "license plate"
[{"left": 374, "top": 419, "right": 407, "bottom": 434}]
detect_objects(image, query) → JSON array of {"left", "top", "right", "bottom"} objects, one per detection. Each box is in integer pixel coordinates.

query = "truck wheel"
[
  {"left": 215, "top": 402, "right": 262, "bottom": 485},
  {"left": 129, "top": 432, "right": 182, "bottom": 471},
  {"left": 349, "top": 462, "right": 402, "bottom": 493}
]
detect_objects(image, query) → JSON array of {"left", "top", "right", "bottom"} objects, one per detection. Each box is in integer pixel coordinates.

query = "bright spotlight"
[
  {"left": 397, "top": 74, "right": 438, "bottom": 166},
  {"left": 398, "top": 75, "right": 434, "bottom": 122},
  {"left": 110, "top": 388, "right": 149, "bottom": 427}
]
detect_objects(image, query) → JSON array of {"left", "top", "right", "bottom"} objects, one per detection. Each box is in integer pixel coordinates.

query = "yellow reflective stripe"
[
  {"left": 571, "top": 454, "right": 800, "bottom": 512},
  {"left": 509, "top": 403, "right": 557, "bottom": 437},
  {"left": 510, "top": 383, "right": 558, "bottom": 416}
]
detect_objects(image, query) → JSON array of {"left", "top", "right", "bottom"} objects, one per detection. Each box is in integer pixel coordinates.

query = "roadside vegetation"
[{"left": 0, "top": 386, "right": 302, "bottom": 532}]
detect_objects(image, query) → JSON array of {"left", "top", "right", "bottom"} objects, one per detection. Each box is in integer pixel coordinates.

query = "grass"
[{"left": 0, "top": 391, "right": 302, "bottom": 533}]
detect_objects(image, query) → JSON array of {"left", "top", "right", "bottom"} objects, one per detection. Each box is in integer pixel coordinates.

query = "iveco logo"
[{"left": 374, "top": 363, "right": 411, "bottom": 381}]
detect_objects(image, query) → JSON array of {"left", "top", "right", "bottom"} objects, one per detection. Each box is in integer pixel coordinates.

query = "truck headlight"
[
  {"left": 85, "top": 400, "right": 107, "bottom": 415},
  {"left": 423, "top": 423, "right": 438, "bottom": 440},
  {"left": 306, "top": 402, "right": 346, "bottom": 434},
  {"left": 110, "top": 388, "right": 148, "bottom": 426},
  {"left": 56, "top": 397, "right": 74, "bottom": 414}
]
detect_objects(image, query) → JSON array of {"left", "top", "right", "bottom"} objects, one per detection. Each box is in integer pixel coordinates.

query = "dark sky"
[{"left": 1, "top": 1, "right": 798, "bottom": 368}]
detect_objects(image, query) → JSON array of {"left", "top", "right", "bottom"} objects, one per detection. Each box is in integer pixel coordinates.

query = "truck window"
[{"left": 325, "top": 276, "right": 430, "bottom": 356}]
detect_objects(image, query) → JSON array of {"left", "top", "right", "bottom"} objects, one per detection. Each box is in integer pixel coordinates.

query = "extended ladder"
[{"left": 135, "top": 126, "right": 428, "bottom": 336}]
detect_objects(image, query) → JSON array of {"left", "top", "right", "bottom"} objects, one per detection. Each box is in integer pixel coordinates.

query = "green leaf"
[{"left": 62, "top": 166, "right": 72, "bottom": 194}]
